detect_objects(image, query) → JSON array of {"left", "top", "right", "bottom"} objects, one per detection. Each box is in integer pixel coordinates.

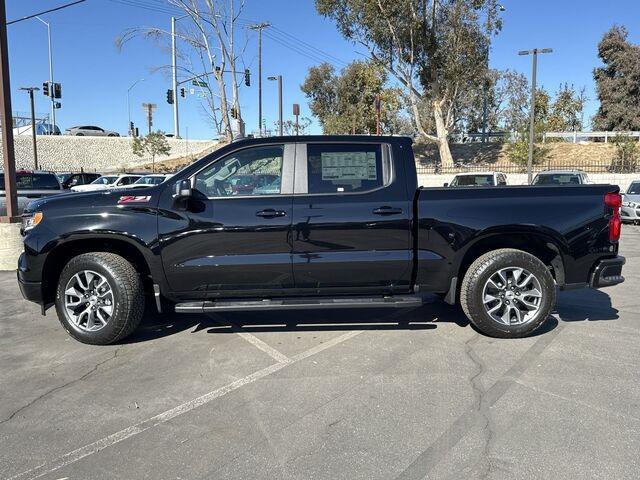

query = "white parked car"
[
  {"left": 621, "top": 181, "right": 640, "bottom": 224},
  {"left": 130, "top": 174, "right": 172, "bottom": 188},
  {"left": 65, "top": 125, "right": 120, "bottom": 137},
  {"left": 531, "top": 170, "right": 591, "bottom": 185},
  {"left": 445, "top": 171, "right": 507, "bottom": 187},
  {"left": 71, "top": 174, "right": 142, "bottom": 192}
]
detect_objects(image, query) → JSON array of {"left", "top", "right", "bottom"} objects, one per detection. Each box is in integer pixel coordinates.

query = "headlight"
[{"left": 22, "top": 211, "right": 43, "bottom": 232}]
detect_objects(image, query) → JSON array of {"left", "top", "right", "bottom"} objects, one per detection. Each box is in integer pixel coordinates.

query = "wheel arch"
[
  {"left": 41, "top": 235, "right": 155, "bottom": 306},
  {"left": 456, "top": 227, "right": 568, "bottom": 290}
]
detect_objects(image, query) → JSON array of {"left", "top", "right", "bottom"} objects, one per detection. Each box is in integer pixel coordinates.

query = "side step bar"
[{"left": 175, "top": 295, "right": 424, "bottom": 313}]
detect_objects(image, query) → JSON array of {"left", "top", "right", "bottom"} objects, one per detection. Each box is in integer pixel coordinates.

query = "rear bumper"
[{"left": 589, "top": 256, "right": 625, "bottom": 288}]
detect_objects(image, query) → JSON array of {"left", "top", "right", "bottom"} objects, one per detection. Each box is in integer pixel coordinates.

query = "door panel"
[
  {"left": 158, "top": 143, "right": 295, "bottom": 296},
  {"left": 291, "top": 142, "right": 412, "bottom": 293}
]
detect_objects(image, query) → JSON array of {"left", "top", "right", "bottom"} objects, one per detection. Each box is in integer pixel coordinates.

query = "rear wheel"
[
  {"left": 460, "top": 248, "right": 555, "bottom": 338},
  {"left": 55, "top": 252, "right": 145, "bottom": 345}
]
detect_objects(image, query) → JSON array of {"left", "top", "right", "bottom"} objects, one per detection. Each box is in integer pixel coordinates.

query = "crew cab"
[{"left": 17, "top": 136, "right": 625, "bottom": 345}]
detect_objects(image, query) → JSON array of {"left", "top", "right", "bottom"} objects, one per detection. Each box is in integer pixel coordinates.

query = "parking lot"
[{"left": 0, "top": 228, "right": 638, "bottom": 480}]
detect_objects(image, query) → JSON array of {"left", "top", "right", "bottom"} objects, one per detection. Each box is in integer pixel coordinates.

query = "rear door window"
[
  {"left": 305, "top": 143, "right": 389, "bottom": 194},
  {"left": 32, "top": 173, "right": 61, "bottom": 190}
]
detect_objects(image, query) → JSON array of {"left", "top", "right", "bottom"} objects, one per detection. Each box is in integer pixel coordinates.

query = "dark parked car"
[
  {"left": 18, "top": 136, "right": 625, "bottom": 345},
  {"left": 1, "top": 170, "right": 64, "bottom": 215},
  {"left": 58, "top": 172, "right": 102, "bottom": 189}
]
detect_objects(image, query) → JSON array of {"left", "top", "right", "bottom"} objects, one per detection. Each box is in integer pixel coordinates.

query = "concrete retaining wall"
[
  {"left": 0, "top": 223, "right": 21, "bottom": 270},
  {"left": 418, "top": 173, "right": 639, "bottom": 191},
  {"left": 3, "top": 136, "right": 216, "bottom": 172}
]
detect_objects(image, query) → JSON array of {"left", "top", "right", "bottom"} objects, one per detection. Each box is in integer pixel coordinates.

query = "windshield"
[
  {"left": 134, "top": 176, "right": 166, "bottom": 185},
  {"left": 533, "top": 173, "right": 581, "bottom": 185},
  {"left": 627, "top": 182, "right": 640, "bottom": 195},
  {"left": 91, "top": 176, "right": 118, "bottom": 185},
  {"left": 450, "top": 174, "right": 494, "bottom": 186}
]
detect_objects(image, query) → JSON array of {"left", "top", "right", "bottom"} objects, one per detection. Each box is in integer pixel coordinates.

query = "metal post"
[
  {"left": 0, "top": 0, "right": 18, "bottom": 221},
  {"left": 527, "top": 49, "right": 537, "bottom": 185},
  {"left": 277, "top": 75, "right": 282, "bottom": 136},
  {"left": 23, "top": 88, "right": 38, "bottom": 169},
  {"left": 375, "top": 94, "right": 381, "bottom": 135},
  {"left": 171, "top": 16, "right": 180, "bottom": 138},
  {"left": 127, "top": 78, "right": 144, "bottom": 136}
]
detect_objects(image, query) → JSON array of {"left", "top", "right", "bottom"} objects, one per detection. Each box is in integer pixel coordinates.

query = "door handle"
[
  {"left": 373, "top": 206, "right": 403, "bottom": 215},
  {"left": 256, "top": 209, "right": 287, "bottom": 218}
]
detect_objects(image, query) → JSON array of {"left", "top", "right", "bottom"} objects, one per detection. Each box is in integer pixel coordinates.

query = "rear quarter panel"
[{"left": 416, "top": 184, "right": 619, "bottom": 292}]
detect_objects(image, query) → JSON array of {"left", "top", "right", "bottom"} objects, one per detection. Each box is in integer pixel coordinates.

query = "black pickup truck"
[{"left": 18, "top": 136, "right": 625, "bottom": 344}]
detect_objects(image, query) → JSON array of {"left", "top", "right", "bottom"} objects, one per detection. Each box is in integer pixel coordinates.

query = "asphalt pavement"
[{"left": 1, "top": 227, "right": 639, "bottom": 480}]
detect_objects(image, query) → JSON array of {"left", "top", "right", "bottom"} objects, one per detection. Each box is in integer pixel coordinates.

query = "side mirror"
[
  {"left": 443, "top": 182, "right": 449, "bottom": 187},
  {"left": 174, "top": 179, "right": 192, "bottom": 200}
]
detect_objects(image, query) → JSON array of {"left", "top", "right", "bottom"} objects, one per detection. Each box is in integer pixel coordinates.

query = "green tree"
[
  {"left": 593, "top": 25, "right": 640, "bottom": 131},
  {"left": 315, "top": 0, "right": 504, "bottom": 166},
  {"left": 301, "top": 60, "right": 405, "bottom": 134},
  {"left": 547, "top": 83, "right": 587, "bottom": 132},
  {"left": 132, "top": 131, "right": 171, "bottom": 173},
  {"left": 274, "top": 117, "right": 313, "bottom": 135}
]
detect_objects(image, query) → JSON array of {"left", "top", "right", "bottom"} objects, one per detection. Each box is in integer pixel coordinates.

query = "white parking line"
[
  {"left": 236, "top": 332, "right": 291, "bottom": 364},
  {"left": 7, "top": 330, "right": 363, "bottom": 480}
]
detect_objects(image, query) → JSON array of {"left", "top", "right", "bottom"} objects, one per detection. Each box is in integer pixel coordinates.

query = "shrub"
[
  {"left": 507, "top": 138, "right": 549, "bottom": 171},
  {"left": 609, "top": 135, "right": 638, "bottom": 173}
]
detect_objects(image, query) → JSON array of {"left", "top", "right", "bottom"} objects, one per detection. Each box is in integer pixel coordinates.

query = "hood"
[{"left": 71, "top": 184, "right": 111, "bottom": 192}]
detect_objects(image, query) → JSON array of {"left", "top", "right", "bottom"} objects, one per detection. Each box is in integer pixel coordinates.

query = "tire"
[
  {"left": 55, "top": 252, "right": 145, "bottom": 345},
  {"left": 459, "top": 248, "right": 556, "bottom": 338},
  {"left": 76, "top": 132, "right": 84, "bottom": 136}
]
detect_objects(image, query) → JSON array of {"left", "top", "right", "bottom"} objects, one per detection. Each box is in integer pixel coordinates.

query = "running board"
[{"left": 174, "top": 295, "right": 423, "bottom": 313}]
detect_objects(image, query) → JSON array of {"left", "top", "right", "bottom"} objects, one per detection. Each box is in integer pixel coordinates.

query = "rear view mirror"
[{"left": 443, "top": 182, "right": 449, "bottom": 187}]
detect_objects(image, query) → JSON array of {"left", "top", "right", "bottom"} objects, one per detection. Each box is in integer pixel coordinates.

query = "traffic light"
[
  {"left": 129, "top": 121, "right": 134, "bottom": 135},
  {"left": 166, "top": 89, "right": 174, "bottom": 105},
  {"left": 180, "top": 87, "right": 186, "bottom": 98},
  {"left": 42, "top": 81, "right": 50, "bottom": 96},
  {"left": 230, "top": 107, "right": 237, "bottom": 119},
  {"left": 54, "top": 102, "right": 62, "bottom": 109},
  {"left": 53, "top": 83, "right": 62, "bottom": 99},
  {"left": 244, "top": 68, "right": 251, "bottom": 87}
]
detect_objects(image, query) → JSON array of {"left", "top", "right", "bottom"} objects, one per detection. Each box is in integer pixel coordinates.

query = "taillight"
[{"left": 605, "top": 191, "right": 622, "bottom": 242}]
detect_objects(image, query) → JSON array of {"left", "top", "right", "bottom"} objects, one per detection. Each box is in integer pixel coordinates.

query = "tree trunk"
[{"left": 433, "top": 100, "right": 454, "bottom": 168}]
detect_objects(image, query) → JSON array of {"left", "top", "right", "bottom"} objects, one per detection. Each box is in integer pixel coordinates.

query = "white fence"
[{"left": 543, "top": 131, "right": 640, "bottom": 143}]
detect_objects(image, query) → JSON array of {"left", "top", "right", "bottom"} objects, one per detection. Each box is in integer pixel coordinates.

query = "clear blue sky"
[{"left": 6, "top": 0, "right": 640, "bottom": 139}]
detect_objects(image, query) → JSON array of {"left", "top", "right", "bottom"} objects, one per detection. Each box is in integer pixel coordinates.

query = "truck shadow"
[{"left": 123, "top": 289, "right": 618, "bottom": 344}]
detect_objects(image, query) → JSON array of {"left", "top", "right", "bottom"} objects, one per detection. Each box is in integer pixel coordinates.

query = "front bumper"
[
  {"left": 621, "top": 206, "right": 640, "bottom": 222},
  {"left": 589, "top": 256, "right": 625, "bottom": 288},
  {"left": 17, "top": 252, "right": 44, "bottom": 304}
]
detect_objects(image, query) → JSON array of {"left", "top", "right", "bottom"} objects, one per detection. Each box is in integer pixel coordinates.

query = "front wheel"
[
  {"left": 55, "top": 252, "right": 145, "bottom": 345},
  {"left": 460, "top": 248, "right": 556, "bottom": 338}
]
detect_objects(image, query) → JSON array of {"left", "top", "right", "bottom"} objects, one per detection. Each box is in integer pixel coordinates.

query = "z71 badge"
[{"left": 117, "top": 195, "right": 151, "bottom": 204}]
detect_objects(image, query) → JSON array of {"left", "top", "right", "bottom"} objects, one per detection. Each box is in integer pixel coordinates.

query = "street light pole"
[
  {"left": 20, "top": 87, "right": 40, "bottom": 169},
  {"left": 268, "top": 75, "right": 283, "bottom": 136},
  {"left": 250, "top": 23, "right": 270, "bottom": 137},
  {"left": 171, "top": 16, "right": 180, "bottom": 138},
  {"left": 519, "top": 47, "right": 553, "bottom": 184},
  {"left": 35, "top": 16, "right": 55, "bottom": 132},
  {"left": 127, "top": 78, "right": 144, "bottom": 135}
]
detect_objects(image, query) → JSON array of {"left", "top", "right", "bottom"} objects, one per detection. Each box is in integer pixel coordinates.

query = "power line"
[{"left": 7, "top": 0, "right": 87, "bottom": 25}]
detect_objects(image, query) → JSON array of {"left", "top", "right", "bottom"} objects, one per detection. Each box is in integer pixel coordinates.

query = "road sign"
[{"left": 192, "top": 79, "right": 207, "bottom": 87}]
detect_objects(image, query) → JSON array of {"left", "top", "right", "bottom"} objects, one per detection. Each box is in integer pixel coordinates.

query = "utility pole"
[
  {"left": 35, "top": 16, "right": 55, "bottom": 131},
  {"left": 250, "top": 22, "right": 270, "bottom": 137},
  {"left": 20, "top": 87, "right": 40, "bottom": 169},
  {"left": 519, "top": 47, "right": 553, "bottom": 184},
  {"left": 268, "top": 75, "right": 283, "bottom": 136},
  {"left": 142, "top": 103, "right": 156, "bottom": 135},
  {"left": 0, "top": 0, "right": 18, "bottom": 222}
]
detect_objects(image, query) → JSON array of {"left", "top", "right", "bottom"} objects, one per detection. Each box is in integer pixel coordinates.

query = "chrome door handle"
[
  {"left": 373, "top": 206, "right": 402, "bottom": 215},
  {"left": 256, "top": 209, "right": 287, "bottom": 218}
]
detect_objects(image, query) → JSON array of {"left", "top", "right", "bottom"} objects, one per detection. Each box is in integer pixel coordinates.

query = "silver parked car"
[
  {"left": 130, "top": 174, "right": 172, "bottom": 188},
  {"left": 65, "top": 125, "right": 120, "bottom": 137},
  {"left": 621, "top": 181, "right": 640, "bottom": 224}
]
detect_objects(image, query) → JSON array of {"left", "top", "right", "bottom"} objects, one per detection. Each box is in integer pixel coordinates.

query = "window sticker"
[{"left": 320, "top": 151, "right": 377, "bottom": 181}]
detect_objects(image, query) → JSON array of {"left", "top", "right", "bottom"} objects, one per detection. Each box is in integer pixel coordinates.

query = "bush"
[
  {"left": 609, "top": 135, "right": 638, "bottom": 173},
  {"left": 507, "top": 138, "right": 549, "bottom": 171}
]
